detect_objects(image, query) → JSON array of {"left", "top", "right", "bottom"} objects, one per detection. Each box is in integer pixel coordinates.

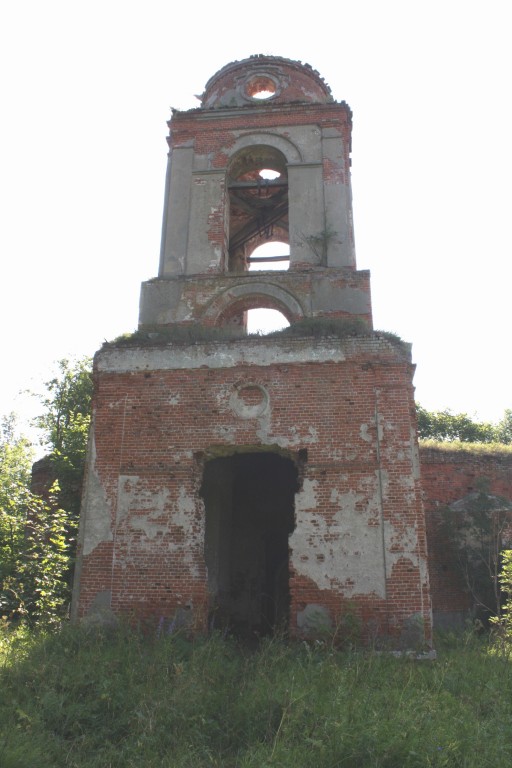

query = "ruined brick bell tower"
[{"left": 73, "top": 56, "right": 432, "bottom": 646}]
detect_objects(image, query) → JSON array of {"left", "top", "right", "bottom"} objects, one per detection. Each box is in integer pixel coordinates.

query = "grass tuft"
[
  {"left": 2, "top": 624, "right": 512, "bottom": 766},
  {"left": 107, "top": 318, "right": 406, "bottom": 349},
  {"left": 419, "top": 439, "right": 512, "bottom": 455}
]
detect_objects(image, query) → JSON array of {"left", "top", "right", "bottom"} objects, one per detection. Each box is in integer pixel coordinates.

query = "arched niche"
[{"left": 203, "top": 281, "right": 304, "bottom": 330}]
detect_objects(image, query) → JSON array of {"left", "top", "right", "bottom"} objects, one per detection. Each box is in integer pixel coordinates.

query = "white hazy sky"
[{"left": 1, "top": 0, "right": 510, "bottom": 444}]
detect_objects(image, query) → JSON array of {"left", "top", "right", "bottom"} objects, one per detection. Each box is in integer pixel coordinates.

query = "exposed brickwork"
[
  {"left": 139, "top": 269, "right": 372, "bottom": 330},
  {"left": 201, "top": 55, "right": 334, "bottom": 109},
  {"left": 30, "top": 456, "right": 56, "bottom": 497},
  {"left": 420, "top": 448, "right": 512, "bottom": 626},
  {"left": 74, "top": 336, "right": 431, "bottom": 644},
  {"left": 73, "top": 56, "right": 433, "bottom": 648}
]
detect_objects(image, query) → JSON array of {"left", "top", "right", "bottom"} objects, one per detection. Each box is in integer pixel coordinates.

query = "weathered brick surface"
[
  {"left": 139, "top": 269, "right": 372, "bottom": 329},
  {"left": 201, "top": 55, "right": 335, "bottom": 109},
  {"left": 73, "top": 56, "right": 433, "bottom": 648},
  {"left": 169, "top": 103, "right": 352, "bottom": 174},
  {"left": 420, "top": 448, "right": 512, "bottom": 626},
  {"left": 74, "top": 336, "right": 431, "bottom": 644}
]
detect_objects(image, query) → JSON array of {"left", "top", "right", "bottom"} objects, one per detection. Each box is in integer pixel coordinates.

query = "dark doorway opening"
[{"left": 201, "top": 452, "right": 298, "bottom": 639}]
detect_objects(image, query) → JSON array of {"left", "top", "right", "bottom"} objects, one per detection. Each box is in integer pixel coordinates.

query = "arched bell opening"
[
  {"left": 246, "top": 307, "right": 289, "bottom": 335},
  {"left": 227, "top": 146, "right": 289, "bottom": 273},
  {"left": 215, "top": 291, "right": 297, "bottom": 335}
]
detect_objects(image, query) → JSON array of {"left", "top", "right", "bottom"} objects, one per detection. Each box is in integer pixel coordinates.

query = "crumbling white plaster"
[
  {"left": 81, "top": 437, "right": 113, "bottom": 556},
  {"left": 230, "top": 384, "right": 269, "bottom": 419},
  {"left": 173, "top": 486, "right": 197, "bottom": 528},
  {"left": 383, "top": 518, "right": 423, "bottom": 580},
  {"left": 116, "top": 476, "right": 202, "bottom": 574},
  {"left": 97, "top": 340, "right": 347, "bottom": 374},
  {"left": 291, "top": 476, "right": 386, "bottom": 597},
  {"left": 410, "top": 426, "right": 421, "bottom": 480},
  {"left": 285, "top": 425, "right": 319, "bottom": 446},
  {"left": 117, "top": 476, "right": 170, "bottom": 538}
]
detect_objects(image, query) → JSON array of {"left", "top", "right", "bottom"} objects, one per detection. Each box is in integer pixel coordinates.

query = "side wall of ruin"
[{"left": 420, "top": 447, "right": 512, "bottom": 628}]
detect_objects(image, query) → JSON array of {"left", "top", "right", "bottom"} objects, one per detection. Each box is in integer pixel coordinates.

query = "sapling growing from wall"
[{"left": 297, "top": 227, "right": 336, "bottom": 265}]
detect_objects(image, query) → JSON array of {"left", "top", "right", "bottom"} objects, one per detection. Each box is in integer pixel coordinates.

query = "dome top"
[{"left": 201, "top": 55, "right": 333, "bottom": 109}]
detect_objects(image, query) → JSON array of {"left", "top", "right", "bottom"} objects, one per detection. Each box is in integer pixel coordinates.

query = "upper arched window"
[
  {"left": 227, "top": 146, "right": 289, "bottom": 273},
  {"left": 248, "top": 241, "right": 289, "bottom": 272}
]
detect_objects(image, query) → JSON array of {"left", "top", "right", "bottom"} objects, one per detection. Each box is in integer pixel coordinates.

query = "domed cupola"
[{"left": 201, "top": 55, "right": 333, "bottom": 109}]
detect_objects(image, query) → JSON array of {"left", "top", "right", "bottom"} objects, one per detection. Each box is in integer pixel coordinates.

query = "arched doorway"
[{"left": 201, "top": 452, "right": 298, "bottom": 638}]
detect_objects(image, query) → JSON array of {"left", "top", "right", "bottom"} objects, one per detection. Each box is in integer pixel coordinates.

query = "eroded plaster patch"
[
  {"left": 97, "top": 341, "right": 347, "bottom": 373},
  {"left": 291, "top": 475, "right": 386, "bottom": 597},
  {"left": 117, "top": 476, "right": 171, "bottom": 538},
  {"left": 116, "top": 476, "right": 202, "bottom": 575},
  {"left": 81, "top": 438, "right": 113, "bottom": 556},
  {"left": 383, "top": 519, "right": 421, "bottom": 578},
  {"left": 410, "top": 426, "right": 421, "bottom": 480}
]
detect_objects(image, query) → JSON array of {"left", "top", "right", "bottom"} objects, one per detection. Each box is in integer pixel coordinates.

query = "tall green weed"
[{"left": 1, "top": 625, "right": 512, "bottom": 767}]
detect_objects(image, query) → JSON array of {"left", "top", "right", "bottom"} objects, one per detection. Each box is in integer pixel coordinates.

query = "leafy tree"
[
  {"left": 0, "top": 416, "right": 72, "bottom": 627},
  {"left": 33, "top": 357, "right": 93, "bottom": 520},
  {"left": 416, "top": 404, "right": 511, "bottom": 444},
  {"left": 1, "top": 358, "right": 93, "bottom": 628},
  {"left": 496, "top": 409, "right": 512, "bottom": 444},
  {"left": 0, "top": 415, "right": 33, "bottom": 595}
]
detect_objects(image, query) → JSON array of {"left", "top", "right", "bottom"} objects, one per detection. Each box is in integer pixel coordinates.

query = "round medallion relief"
[{"left": 230, "top": 383, "right": 269, "bottom": 419}]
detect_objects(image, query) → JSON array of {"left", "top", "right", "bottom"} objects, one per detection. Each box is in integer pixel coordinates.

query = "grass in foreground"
[{"left": 1, "top": 625, "right": 512, "bottom": 767}]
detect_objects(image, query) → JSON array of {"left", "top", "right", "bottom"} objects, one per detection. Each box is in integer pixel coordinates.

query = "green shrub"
[{"left": 491, "top": 549, "right": 512, "bottom": 656}]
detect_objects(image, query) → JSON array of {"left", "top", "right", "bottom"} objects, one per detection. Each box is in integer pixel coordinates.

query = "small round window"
[{"left": 245, "top": 75, "right": 278, "bottom": 101}]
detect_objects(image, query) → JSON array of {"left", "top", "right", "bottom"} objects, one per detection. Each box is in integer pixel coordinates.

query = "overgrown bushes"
[{"left": 0, "top": 358, "right": 91, "bottom": 629}]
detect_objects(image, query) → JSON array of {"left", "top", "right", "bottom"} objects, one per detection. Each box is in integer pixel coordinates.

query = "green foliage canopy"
[
  {"left": 417, "top": 404, "right": 512, "bottom": 444},
  {"left": 0, "top": 415, "right": 33, "bottom": 593},
  {"left": 34, "top": 357, "right": 93, "bottom": 518},
  {"left": 0, "top": 358, "right": 92, "bottom": 627},
  {"left": 0, "top": 416, "right": 72, "bottom": 626}
]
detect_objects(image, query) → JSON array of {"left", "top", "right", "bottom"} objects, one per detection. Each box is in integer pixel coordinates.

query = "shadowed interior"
[{"left": 201, "top": 452, "right": 298, "bottom": 638}]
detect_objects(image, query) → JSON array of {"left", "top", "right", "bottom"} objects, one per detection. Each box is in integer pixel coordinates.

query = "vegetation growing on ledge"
[
  {"left": 107, "top": 318, "right": 405, "bottom": 347},
  {"left": 266, "top": 316, "right": 400, "bottom": 341},
  {"left": 419, "top": 439, "right": 512, "bottom": 455},
  {"left": 108, "top": 325, "right": 245, "bottom": 346},
  {"left": 417, "top": 405, "right": 512, "bottom": 446}
]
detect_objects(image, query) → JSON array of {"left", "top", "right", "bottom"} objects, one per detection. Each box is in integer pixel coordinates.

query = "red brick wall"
[
  {"left": 170, "top": 103, "right": 352, "bottom": 182},
  {"left": 75, "top": 336, "right": 431, "bottom": 645},
  {"left": 420, "top": 447, "right": 512, "bottom": 627}
]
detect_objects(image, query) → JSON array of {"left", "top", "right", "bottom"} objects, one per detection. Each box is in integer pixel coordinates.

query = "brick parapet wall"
[{"left": 420, "top": 446, "right": 512, "bottom": 627}]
